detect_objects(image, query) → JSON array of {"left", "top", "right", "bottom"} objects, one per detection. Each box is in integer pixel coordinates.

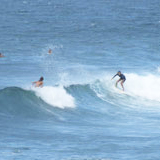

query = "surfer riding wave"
[{"left": 111, "top": 71, "right": 126, "bottom": 91}]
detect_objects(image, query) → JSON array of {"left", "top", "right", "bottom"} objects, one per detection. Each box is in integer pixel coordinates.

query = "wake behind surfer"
[
  {"left": 32, "top": 76, "right": 44, "bottom": 88},
  {"left": 111, "top": 71, "right": 126, "bottom": 91}
]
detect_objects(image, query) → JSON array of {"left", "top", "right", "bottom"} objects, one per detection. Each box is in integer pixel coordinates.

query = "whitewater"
[{"left": 0, "top": 0, "right": 160, "bottom": 160}]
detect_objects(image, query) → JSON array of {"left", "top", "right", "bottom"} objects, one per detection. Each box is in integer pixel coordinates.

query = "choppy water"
[{"left": 0, "top": 0, "right": 160, "bottom": 159}]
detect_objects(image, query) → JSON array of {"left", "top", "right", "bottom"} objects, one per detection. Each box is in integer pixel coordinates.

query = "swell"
[
  {"left": 1, "top": 72, "right": 160, "bottom": 119},
  {"left": 67, "top": 72, "right": 160, "bottom": 110},
  {"left": 0, "top": 86, "right": 77, "bottom": 121},
  {"left": 0, "top": 85, "right": 87, "bottom": 119},
  {"left": 0, "top": 87, "right": 53, "bottom": 118},
  {"left": 0, "top": 84, "right": 101, "bottom": 119}
]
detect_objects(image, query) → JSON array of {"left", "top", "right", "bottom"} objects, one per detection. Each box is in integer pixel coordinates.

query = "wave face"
[
  {"left": 0, "top": 86, "right": 75, "bottom": 118},
  {"left": 1, "top": 72, "right": 160, "bottom": 118},
  {"left": 91, "top": 73, "right": 160, "bottom": 108}
]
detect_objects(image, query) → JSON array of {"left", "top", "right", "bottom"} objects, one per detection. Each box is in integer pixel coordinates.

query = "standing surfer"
[{"left": 111, "top": 71, "right": 126, "bottom": 91}]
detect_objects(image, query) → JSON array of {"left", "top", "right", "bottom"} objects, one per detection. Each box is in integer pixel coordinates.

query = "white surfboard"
[{"left": 115, "top": 86, "right": 126, "bottom": 94}]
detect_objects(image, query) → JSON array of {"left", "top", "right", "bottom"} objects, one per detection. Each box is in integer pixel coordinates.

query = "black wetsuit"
[{"left": 113, "top": 74, "right": 126, "bottom": 81}]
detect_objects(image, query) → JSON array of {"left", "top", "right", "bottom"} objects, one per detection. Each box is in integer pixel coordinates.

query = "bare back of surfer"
[{"left": 32, "top": 77, "right": 44, "bottom": 88}]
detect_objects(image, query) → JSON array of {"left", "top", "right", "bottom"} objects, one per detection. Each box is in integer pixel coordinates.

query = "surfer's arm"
[
  {"left": 32, "top": 81, "right": 38, "bottom": 86},
  {"left": 111, "top": 74, "right": 118, "bottom": 80}
]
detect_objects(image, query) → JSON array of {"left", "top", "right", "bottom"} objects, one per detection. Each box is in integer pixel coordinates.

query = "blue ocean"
[{"left": 0, "top": 0, "right": 160, "bottom": 159}]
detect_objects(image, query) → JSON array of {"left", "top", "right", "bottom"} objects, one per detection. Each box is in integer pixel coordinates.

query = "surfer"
[
  {"left": 48, "top": 48, "right": 52, "bottom": 54},
  {"left": 32, "top": 77, "right": 44, "bottom": 88},
  {"left": 111, "top": 71, "right": 126, "bottom": 91},
  {"left": 0, "top": 53, "right": 5, "bottom": 58}
]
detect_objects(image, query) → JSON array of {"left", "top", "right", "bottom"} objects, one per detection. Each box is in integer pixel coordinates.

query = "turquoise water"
[{"left": 0, "top": 0, "right": 160, "bottom": 159}]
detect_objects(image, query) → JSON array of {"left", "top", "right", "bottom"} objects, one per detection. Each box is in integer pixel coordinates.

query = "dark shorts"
[{"left": 120, "top": 78, "right": 126, "bottom": 82}]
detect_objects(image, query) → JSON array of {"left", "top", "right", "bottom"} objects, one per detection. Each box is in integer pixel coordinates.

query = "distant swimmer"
[
  {"left": 48, "top": 49, "right": 52, "bottom": 54},
  {"left": 0, "top": 53, "right": 5, "bottom": 58},
  {"left": 111, "top": 71, "right": 126, "bottom": 91},
  {"left": 32, "top": 76, "right": 44, "bottom": 88}
]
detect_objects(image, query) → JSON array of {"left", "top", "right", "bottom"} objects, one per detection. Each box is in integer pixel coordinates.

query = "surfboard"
[
  {"left": 115, "top": 86, "right": 125, "bottom": 94},
  {"left": 115, "top": 86, "right": 132, "bottom": 97}
]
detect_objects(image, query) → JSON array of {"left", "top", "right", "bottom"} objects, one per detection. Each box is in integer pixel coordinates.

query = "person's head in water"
[
  {"left": 39, "top": 77, "right": 44, "bottom": 81},
  {"left": 48, "top": 49, "right": 52, "bottom": 54},
  {"left": 0, "top": 53, "right": 4, "bottom": 57},
  {"left": 117, "top": 71, "right": 121, "bottom": 75}
]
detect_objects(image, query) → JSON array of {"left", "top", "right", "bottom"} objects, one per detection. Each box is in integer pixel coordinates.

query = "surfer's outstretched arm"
[
  {"left": 111, "top": 74, "right": 118, "bottom": 80},
  {"left": 32, "top": 81, "right": 36, "bottom": 85}
]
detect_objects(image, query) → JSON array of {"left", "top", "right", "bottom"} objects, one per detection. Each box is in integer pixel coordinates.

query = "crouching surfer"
[
  {"left": 32, "top": 77, "right": 44, "bottom": 88},
  {"left": 111, "top": 71, "right": 126, "bottom": 91}
]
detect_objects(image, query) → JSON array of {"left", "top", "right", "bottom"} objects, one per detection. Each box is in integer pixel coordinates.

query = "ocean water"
[{"left": 0, "top": 0, "right": 160, "bottom": 159}]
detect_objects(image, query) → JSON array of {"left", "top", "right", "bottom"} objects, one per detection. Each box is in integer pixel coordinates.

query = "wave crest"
[
  {"left": 0, "top": 86, "right": 75, "bottom": 117},
  {"left": 31, "top": 86, "right": 75, "bottom": 109},
  {"left": 90, "top": 73, "right": 160, "bottom": 108}
]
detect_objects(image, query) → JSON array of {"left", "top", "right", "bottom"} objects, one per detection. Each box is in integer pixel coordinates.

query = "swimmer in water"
[
  {"left": 111, "top": 71, "right": 126, "bottom": 91},
  {"left": 48, "top": 49, "right": 52, "bottom": 54},
  {"left": 0, "top": 53, "right": 5, "bottom": 58},
  {"left": 32, "top": 77, "right": 44, "bottom": 88}
]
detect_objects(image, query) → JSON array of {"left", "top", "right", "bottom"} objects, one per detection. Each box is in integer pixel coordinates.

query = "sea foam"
[
  {"left": 31, "top": 86, "right": 75, "bottom": 109},
  {"left": 91, "top": 72, "right": 160, "bottom": 105},
  {"left": 105, "top": 73, "right": 160, "bottom": 102},
  {"left": 125, "top": 73, "right": 160, "bottom": 102}
]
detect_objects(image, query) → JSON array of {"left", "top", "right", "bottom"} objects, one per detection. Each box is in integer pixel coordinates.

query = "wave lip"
[{"left": 31, "top": 85, "right": 75, "bottom": 109}]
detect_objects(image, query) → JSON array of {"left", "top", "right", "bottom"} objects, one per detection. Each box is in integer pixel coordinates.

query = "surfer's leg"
[
  {"left": 120, "top": 80, "right": 125, "bottom": 91},
  {"left": 116, "top": 79, "right": 121, "bottom": 87}
]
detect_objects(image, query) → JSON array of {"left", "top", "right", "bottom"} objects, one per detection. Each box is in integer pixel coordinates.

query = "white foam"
[
  {"left": 125, "top": 73, "right": 160, "bottom": 102},
  {"left": 93, "top": 72, "right": 160, "bottom": 104},
  {"left": 31, "top": 86, "right": 75, "bottom": 109}
]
